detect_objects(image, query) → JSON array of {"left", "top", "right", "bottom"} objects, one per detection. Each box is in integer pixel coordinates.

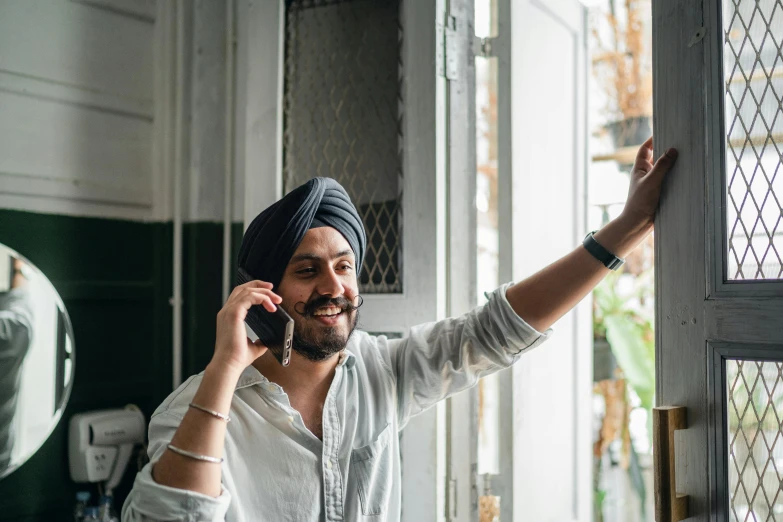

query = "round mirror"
[{"left": 0, "top": 243, "right": 74, "bottom": 479}]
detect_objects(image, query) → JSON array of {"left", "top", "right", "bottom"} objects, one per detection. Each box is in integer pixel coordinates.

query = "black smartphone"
[{"left": 237, "top": 268, "right": 294, "bottom": 367}]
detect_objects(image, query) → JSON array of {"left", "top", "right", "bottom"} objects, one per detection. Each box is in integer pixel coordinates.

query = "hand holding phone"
[
  {"left": 237, "top": 268, "right": 294, "bottom": 367},
  {"left": 211, "top": 274, "right": 286, "bottom": 374}
]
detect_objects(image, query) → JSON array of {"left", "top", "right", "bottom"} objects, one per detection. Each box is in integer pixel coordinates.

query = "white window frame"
[
  {"left": 442, "top": 1, "right": 592, "bottom": 521},
  {"left": 491, "top": 0, "right": 592, "bottom": 520}
]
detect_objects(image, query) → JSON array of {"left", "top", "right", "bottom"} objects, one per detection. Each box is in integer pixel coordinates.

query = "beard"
[
  {"left": 287, "top": 295, "right": 360, "bottom": 362},
  {"left": 292, "top": 311, "right": 359, "bottom": 361}
]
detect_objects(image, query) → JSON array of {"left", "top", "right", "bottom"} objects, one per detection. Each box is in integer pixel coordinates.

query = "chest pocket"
[{"left": 350, "top": 423, "right": 393, "bottom": 516}]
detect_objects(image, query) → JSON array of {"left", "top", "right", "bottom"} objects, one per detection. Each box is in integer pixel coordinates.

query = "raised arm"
[
  {"left": 388, "top": 282, "right": 550, "bottom": 427},
  {"left": 506, "top": 138, "right": 678, "bottom": 332}
]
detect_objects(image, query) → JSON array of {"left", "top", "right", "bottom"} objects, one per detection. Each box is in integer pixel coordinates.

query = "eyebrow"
[{"left": 289, "top": 249, "right": 354, "bottom": 264}]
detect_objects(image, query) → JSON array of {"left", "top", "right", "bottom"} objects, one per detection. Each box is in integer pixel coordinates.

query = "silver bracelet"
[
  {"left": 189, "top": 402, "right": 231, "bottom": 422},
  {"left": 167, "top": 443, "right": 224, "bottom": 464}
]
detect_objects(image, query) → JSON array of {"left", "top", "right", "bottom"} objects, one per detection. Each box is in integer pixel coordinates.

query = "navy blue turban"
[{"left": 238, "top": 177, "right": 366, "bottom": 289}]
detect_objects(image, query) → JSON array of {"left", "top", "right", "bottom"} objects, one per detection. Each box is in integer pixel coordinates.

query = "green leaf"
[{"left": 604, "top": 315, "right": 655, "bottom": 409}]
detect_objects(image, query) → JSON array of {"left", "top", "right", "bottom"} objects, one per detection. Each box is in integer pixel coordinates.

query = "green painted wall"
[
  {"left": 0, "top": 209, "right": 243, "bottom": 521},
  {"left": 182, "top": 222, "right": 245, "bottom": 376}
]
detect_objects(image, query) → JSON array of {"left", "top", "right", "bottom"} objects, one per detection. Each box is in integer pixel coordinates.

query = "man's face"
[{"left": 277, "top": 227, "right": 360, "bottom": 361}]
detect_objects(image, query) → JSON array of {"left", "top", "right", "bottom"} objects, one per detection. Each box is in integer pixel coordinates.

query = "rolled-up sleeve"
[
  {"left": 389, "top": 282, "right": 552, "bottom": 427},
  {"left": 121, "top": 411, "right": 232, "bottom": 522}
]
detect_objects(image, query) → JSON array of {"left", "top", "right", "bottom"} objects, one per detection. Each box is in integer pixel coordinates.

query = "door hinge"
[
  {"left": 439, "top": 19, "right": 497, "bottom": 80},
  {"left": 474, "top": 36, "right": 497, "bottom": 58}
]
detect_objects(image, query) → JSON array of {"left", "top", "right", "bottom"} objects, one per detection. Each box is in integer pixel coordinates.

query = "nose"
[{"left": 316, "top": 266, "right": 345, "bottom": 298}]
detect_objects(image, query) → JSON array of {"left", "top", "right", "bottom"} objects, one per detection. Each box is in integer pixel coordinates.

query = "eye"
[
  {"left": 296, "top": 267, "right": 316, "bottom": 275},
  {"left": 339, "top": 264, "right": 353, "bottom": 272}
]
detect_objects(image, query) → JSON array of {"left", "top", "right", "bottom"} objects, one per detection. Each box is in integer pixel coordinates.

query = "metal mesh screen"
[
  {"left": 726, "top": 359, "right": 783, "bottom": 521},
  {"left": 283, "top": 0, "right": 403, "bottom": 293},
  {"left": 724, "top": 0, "right": 783, "bottom": 280}
]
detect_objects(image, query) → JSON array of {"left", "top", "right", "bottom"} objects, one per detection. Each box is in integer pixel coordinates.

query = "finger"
[
  {"left": 244, "top": 280, "right": 273, "bottom": 289},
  {"left": 248, "top": 337, "right": 268, "bottom": 350},
  {"left": 243, "top": 287, "right": 282, "bottom": 304},
  {"left": 243, "top": 290, "right": 278, "bottom": 313},
  {"left": 228, "top": 280, "right": 273, "bottom": 300},
  {"left": 648, "top": 148, "right": 679, "bottom": 180},
  {"left": 633, "top": 137, "right": 654, "bottom": 173}
]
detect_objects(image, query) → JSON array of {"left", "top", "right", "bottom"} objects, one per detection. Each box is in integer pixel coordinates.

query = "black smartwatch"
[{"left": 583, "top": 231, "right": 625, "bottom": 271}]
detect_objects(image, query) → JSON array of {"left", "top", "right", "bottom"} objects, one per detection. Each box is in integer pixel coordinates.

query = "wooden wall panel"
[
  {"left": 0, "top": 91, "right": 153, "bottom": 207},
  {"left": 0, "top": 0, "right": 154, "bottom": 103},
  {"left": 0, "top": 0, "right": 160, "bottom": 219}
]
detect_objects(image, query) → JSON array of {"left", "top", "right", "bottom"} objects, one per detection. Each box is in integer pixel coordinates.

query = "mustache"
[{"left": 293, "top": 295, "right": 363, "bottom": 317}]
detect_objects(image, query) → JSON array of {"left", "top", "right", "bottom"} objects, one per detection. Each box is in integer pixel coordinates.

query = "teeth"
[{"left": 314, "top": 307, "right": 341, "bottom": 317}]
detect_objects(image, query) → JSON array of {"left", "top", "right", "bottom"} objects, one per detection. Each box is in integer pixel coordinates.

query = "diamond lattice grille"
[
  {"left": 283, "top": 0, "right": 403, "bottom": 293},
  {"left": 724, "top": 0, "right": 783, "bottom": 280},
  {"left": 727, "top": 360, "right": 783, "bottom": 521}
]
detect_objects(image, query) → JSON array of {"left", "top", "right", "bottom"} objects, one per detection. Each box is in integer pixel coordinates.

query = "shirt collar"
[
  {"left": 235, "top": 365, "right": 268, "bottom": 390},
  {"left": 234, "top": 349, "right": 356, "bottom": 390},
  {"left": 338, "top": 349, "right": 356, "bottom": 369}
]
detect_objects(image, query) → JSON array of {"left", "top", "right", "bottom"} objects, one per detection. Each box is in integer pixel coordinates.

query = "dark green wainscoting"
[
  {"left": 0, "top": 209, "right": 243, "bottom": 521},
  {"left": 182, "top": 222, "right": 245, "bottom": 376}
]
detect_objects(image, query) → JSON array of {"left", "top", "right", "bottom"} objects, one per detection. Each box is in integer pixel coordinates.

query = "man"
[
  {"left": 0, "top": 257, "right": 35, "bottom": 471},
  {"left": 123, "top": 138, "right": 677, "bottom": 521}
]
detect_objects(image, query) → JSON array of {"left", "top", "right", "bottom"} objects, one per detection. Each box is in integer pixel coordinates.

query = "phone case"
[{"left": 237, "top": 268, "right": 294, "bottom": 366}]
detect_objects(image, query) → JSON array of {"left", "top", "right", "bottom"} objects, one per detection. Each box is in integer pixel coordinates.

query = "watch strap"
[{"left": 583, "top": 231, "right": 625, "bottom": 270}]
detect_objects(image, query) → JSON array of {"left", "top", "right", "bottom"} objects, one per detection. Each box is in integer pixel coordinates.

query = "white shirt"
[{"left": 122, "top": 283, "right": 551, "bottom": 522}]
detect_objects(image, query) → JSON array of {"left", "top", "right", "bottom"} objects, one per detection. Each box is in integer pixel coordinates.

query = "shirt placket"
[{"left": 322, "top": 367, "right": 344, "bottom": 521}]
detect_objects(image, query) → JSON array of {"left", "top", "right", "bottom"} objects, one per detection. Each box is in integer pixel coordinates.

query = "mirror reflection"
[{"left": 0, "top": 242, "right": 74, "bottom": 478}]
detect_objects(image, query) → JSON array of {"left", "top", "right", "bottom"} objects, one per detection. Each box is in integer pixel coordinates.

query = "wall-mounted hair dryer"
[{"left": 68, "top": 406, "right": 145, "bottom": 495}]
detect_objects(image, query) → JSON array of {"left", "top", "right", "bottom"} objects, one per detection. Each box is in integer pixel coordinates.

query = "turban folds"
[{"left": 238, "top": 177, "right": 366, "bottom": 290}]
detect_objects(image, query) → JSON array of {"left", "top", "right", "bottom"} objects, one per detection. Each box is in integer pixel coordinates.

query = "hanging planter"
[
  {"left": 604, "top": 114, "right": 652, "bottom": 150},
  {"left": 591, "top": 0, "right": 653, "bottom": 153}
]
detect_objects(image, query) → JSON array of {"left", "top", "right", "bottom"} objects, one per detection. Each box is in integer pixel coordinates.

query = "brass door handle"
[{"left": 653, "top": 406, "right": 689, "bottom": 522}]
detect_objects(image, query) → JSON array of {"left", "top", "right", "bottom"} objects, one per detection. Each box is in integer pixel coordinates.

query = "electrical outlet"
[{"left": 85, "top": 446, "right": 117, "bottom": 482}]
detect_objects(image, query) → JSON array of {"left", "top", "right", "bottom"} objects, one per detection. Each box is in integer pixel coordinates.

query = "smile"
[
  {"left": 313, "top": 306, "right": 342, "bottom": 317},
  {"left": 311, "top": 308, "right": 345, "bottom": 326}
]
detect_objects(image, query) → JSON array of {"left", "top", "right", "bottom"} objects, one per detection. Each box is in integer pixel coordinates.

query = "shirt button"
[
  {"left": 287, "top": 415, "right": 294, "bottom": 423},
  {"left": 326, "top": 459, "right": 333, "bottom": 469}
]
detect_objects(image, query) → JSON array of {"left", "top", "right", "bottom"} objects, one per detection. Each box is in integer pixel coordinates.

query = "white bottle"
[
  {"left": 98, "top": 495, "right": 119, "bottom": 522},
  {"left": 73, "top": 491, "right": 90, "bottom": 522}
]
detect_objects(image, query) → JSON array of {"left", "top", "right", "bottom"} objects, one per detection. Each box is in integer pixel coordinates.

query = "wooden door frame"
[
  {"left": 653, "top": 1, "right": 712, "bottom": 517},
  {"left": 654, "top": 1, "right": 783, "bottom": 520}
]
